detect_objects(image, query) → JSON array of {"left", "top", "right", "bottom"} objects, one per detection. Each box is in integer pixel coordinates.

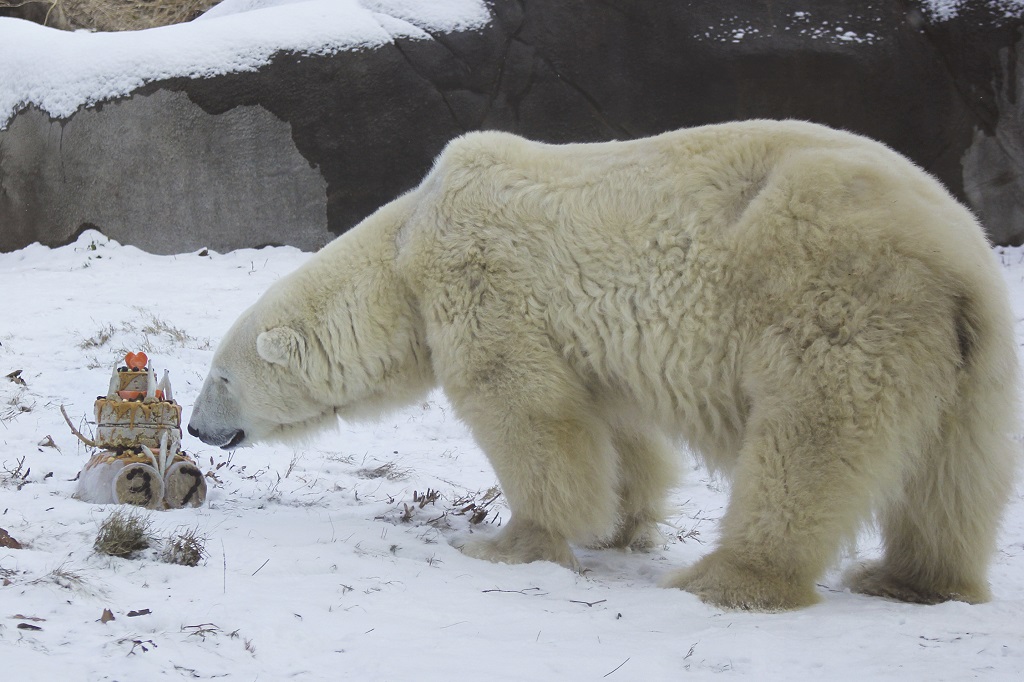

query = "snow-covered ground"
[
  {"left": 1, "top": 1, "right": 1023, "bottom": 679},
  {"left": 0, "top": 230, "right": 1022, "bottom": 681}
]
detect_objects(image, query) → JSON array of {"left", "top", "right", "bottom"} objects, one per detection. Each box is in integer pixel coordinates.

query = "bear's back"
[{"left": 406, "top": 122, "right": 999, "bottom": 454}]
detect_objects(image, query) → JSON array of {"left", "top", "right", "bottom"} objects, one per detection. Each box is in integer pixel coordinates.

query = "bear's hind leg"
[
  {"left": 846, "top": 424, "right": 1016, "bottom": 604},
  {"left": 665, "top": 405, "right": 889, "bottom": 611}
]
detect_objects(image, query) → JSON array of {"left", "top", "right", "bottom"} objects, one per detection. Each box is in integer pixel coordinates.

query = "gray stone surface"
[
  {"left": 2, "top": 0, "right": 1024, "bottom": 252},
  {"left": 0, "top": 90, "right": 328, "bottom": 253},
  {"left": 962, "top": 32, "right": 1024, "bottom": 244}
]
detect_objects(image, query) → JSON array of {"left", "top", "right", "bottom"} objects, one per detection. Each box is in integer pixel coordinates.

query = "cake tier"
[
  {"left": 77, "top": 450, "right": 206, "bottom": 509},
  {"left": 117, "top": 369, "right": 149, "bottom": 393},
  {"left": 114, "top": 369, "right": 164, "bottom": 400},
  {"left": 94, "top": 397, "right": 182, "bottom": 450}
]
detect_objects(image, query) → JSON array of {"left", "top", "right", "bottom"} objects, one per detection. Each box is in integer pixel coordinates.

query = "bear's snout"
[{"left": 187, "top": 422, "right": 246, "bottom": 450}]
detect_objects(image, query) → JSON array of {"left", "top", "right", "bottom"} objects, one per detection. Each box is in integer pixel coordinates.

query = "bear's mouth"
[
  {"left": 187, "top": 423, "right": 246, "bottom": 449},
  {"left": 221, "top": 429, "right": 246, "bottom": 450}
]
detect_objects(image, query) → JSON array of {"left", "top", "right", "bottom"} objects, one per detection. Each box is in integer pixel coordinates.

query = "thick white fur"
[{"left": 189, "top": 120, "right": 1019, "bottom": 611}]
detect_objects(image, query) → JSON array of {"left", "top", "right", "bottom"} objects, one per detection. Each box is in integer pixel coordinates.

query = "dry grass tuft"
[
  {"left": 28, "top": 561, "right": 87, "bottom": 590},
  {"left": 356, "top": 461, "right": 411, "bottom": 481},
  {"left": 451, "top": 486, "right": 503, "bottom": 525},
  {"left": 45, "top": 563, "right": 86, "bottom": 589},
  {"left": 94, "top": 507, "right": 155, "bottom": 558},
  {"left": 140, "top": 313, "right": 203, "bottom": 348},
  {"left": 77, "top": 309, "right": 211, "bottom": 353},
  {"left": 162, "top": 526, "right": 209, "bottom": 567},
  {"left": 0, "top": 0, "right": 221, "bottom": 32},
  {"left": 1, "top": 389, "right": 35, "bottom": 425},
  {"left": 78, "top": 323, "right": 116, "bottom": 349}
]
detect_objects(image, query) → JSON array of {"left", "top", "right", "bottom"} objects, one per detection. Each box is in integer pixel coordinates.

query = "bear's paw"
[
  {"left": 458, "top": 518, "right": 580, "bottom": 571},
  {"left": 664, "top": 550, "right": 821, "bottom": 612},
  {"left": 589, "top": 514, "right": 663, "bottom": 552},
  {"left": 844, "top": 561, "right": 990, "bottom": 605}
]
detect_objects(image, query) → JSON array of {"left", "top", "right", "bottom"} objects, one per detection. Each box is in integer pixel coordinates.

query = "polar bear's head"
[{"left": 187, "top": 307, "right": 335, "bottom": 449}]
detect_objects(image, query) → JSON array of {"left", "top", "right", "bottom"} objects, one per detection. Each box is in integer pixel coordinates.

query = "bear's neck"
[{"left": 304, "top": 192, "right": 435, "bottom": 418}]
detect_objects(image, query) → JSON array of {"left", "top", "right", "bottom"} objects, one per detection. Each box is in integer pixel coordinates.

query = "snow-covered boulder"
[{"left": 1, "top": 0, "right": 1022, "bottom": 252}]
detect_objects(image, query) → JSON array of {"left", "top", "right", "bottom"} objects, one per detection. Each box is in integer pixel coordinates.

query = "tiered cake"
[
  {"left": 76, "top": 352, "right": 207, "bottom": 509},
  {"left": 95, "top": 352, "right": 182, "bottom": 451}
]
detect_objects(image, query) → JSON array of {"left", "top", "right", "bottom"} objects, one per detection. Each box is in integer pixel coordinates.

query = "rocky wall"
[{"left": 2, "top": 0, "right": 1022, "bottom": 252}]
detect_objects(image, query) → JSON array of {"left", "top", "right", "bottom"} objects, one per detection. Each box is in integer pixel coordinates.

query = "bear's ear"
[{"left": 256, "top": 326, "right": 305, "bottom": 367}]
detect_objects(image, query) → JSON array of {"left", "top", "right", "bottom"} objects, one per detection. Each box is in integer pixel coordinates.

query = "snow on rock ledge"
[{"left": 0, "top": 0, "right": 491, "bottom": 126}]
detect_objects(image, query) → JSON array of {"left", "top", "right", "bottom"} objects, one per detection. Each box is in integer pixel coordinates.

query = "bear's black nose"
[{"left": 187, "top": 424, "right": 201, "bottom": 438}]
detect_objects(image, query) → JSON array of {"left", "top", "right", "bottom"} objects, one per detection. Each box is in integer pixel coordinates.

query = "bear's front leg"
[
  {"left": 437, "top": 325, "right": 621, "bottom": 571},
  {"left": 453, "top": 401, "right": 621, "bottom": 570}
]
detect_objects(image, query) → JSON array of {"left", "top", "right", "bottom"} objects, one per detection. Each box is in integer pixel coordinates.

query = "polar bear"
[{"left": 189, "top": 120, "right": 1019, "bottom": 611}]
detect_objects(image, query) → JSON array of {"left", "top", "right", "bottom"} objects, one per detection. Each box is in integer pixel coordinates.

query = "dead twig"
[
  {"left": 481, "top": 587, "right": 547, "bottom": 596},
  {"left": 569, "top": 599, "right": 607, "bottom": 607},
  {"left": 603, "top": 657, "right": 630, "bottom": 678},
  {"left": 60, "top": 404, "right": 98, "bottom": 447}
]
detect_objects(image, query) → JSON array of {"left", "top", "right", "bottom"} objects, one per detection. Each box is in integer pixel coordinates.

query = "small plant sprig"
[
  {"left": 452, "top": 486, "right": 503, "bottom": 525},
  {"left": 1, "top": 456, "right": 30, "bottom": 490},
  {"left": 412, "top": 488, "right": 441, "bottom": 508}
]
